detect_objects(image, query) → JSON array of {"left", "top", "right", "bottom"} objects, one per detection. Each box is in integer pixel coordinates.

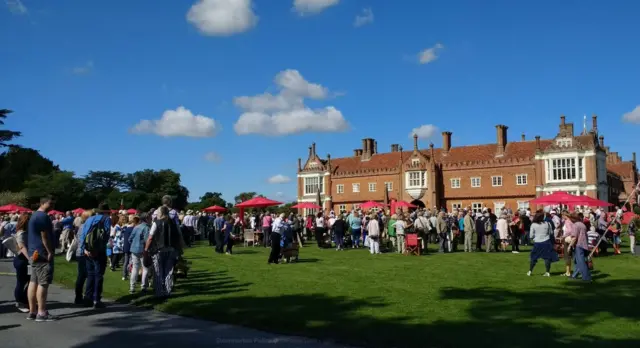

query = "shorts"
[{"left": 30, "top": 261, "right": 54, "bottom": 286}]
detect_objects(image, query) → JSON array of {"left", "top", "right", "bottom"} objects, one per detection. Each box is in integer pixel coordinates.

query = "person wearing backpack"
[
  {"left": 78, "top": 202, "right": 112, "bottom": 309},
  {"left": 144, "top": 206, "right": 183, "bottom": 298}
]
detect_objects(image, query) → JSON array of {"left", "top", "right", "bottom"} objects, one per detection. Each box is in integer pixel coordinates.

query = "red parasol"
[
  {"left": 570, "top": 196, "right": 613, "bottom": 207},
  {"left": 48, "top": 210, "right": 64, "bottom": 216},
  {"left": 126, "top": 208, "right": 138, "bottom": 215},
  {"left": 529, "top": 191, "right": 584, "bottom": 205},
  {"left": 235, "top": 197, "right": 283, "bottom": 208},
  {"left": 291, "top": 202, "right": 322, "bottom": 209},
  {"left": 203, "top": 205, "right": 227, "bottom": 213},
  {"left": 360, "top": 201, "right": 386, "bottom": 210},
  {"left": 0, "top": 204, "right": 32, "bottom": 213},
  {"left": 72, "top": 208, "right": 85, "bottom": 214}
]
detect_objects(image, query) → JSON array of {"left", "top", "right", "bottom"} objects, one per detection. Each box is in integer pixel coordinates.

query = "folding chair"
[
  {"left": 244, "top": 231, "right": 255, "bottom": 247},
  {"left": 405, "top": 234, "right": 420, "bottom": 256}
]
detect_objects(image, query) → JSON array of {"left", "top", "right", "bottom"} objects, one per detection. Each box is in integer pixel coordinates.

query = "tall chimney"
[
  {"left": 373, "top": 141, "right": 378, "bottom": 155},
  {"left": 560, "top": 115, "right": 566, "bottom": 126},
  {"left": 311, "top": 142, "right": 316, "bottom": 156},
  {"left": 495, "top": 125, "right": 508, "bottom": 156},
  {"left": 413, "top": 134, "right": 419, "bottom": 151},
  {"left": 592, "top": 114, "right": 598, "bottom": 133},
  {"left": 308, "top": 146, "right": 312, "bottom": 157},
  {"left": 521, "top": 133, "right": 525, "bottom": 141},
  {"left": 442, "top": 131, "right": 452, "bottom": 154},
  {"left": 361, "top": 138, "right": 372, "bottom": 160},
  {"left": 390, "top": 144, "right": 399, "bottom": 152},
  {"left": 535, "top": 136, "right": 541, "bottom": 150},
  {"left": 599, "top": 135, "right": 604, "bottom": 148},
  {"left": 429, "top": 143, "right": 435, "bottom": 158},
  {"left": 633, "top": 152, "right": 637, "bottom": 164},
  {"left": 362, "top": 138, "right": 369, "bottom": 155},
  {"left": 298, "top": 158, "right": 302, "bottom": 171}
]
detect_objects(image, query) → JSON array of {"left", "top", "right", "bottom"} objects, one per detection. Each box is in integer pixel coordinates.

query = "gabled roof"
[{"left": 607, "top": 162, "right": 635, "bottom": 179}]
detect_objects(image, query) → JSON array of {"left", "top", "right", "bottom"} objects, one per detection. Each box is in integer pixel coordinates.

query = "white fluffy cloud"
[
  {"left": 233, "top": 69, "right": 348, "bottom": 136},
  {"left": 410, "top": 124, "right": 439, "bottom": 139},
  {"left": 418, "top": 43, "right": 444, "bottom": 64},
  {"left": 354, "top": 8, "right": 373, "bottom": 27},
  {"left": 187, "top": 0, "right": 258, "bottom": 36},
  {"left": 5, "top": 0, "right": 27, "bottom": 15},
  {"left": 203, "top": 151, "right": 222, "bottom": 162},
  {"left": 622, "top": 106, "right": 640, "bottom": 123},
  {"left": 131, "top": 106, "right": 221, "bottom": 137},
  {"left": 293, "top": 0, "right": 339, "bottom": 15},
  {"left": 268, "top": 174, "right": 291, "bottom": 184}
]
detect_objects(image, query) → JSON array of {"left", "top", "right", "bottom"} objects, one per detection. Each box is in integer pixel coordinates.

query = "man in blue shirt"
[
  {"left": 26, "top": 196, "right": 56, "bottom": 322},
  {"left": 78, "top": 202, "right": 112, "bottom": 309},
  {"left": 214, "top": 213, "right": 225, "bottom": 253},
  {"left": 59, "top": 211, "right": 74, "bottom": 253}
]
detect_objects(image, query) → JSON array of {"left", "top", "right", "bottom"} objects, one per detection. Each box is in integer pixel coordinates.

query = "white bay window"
[
  {"left": 548, "top": 157, "right": 584, "bottom": 182},
  {"left": 304, "top": 176, "right": 323, "bottom": 195},
  {"left": 406, "top": 171, "right": 427, "bottom": 188}
]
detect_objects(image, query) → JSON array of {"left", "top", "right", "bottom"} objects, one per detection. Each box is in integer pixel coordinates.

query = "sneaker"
[
  {"left": 526, "top": 271, "right": 532, "bottom": 276},
  {"left": 543, "top": 272, "right": 551, "bottom": 277},
  {"left": 93, "top": 301, "right": 106, "bottom": 309},
  {"left": 35, "top": 313, "right": 58, "bottom": 322},
  {"left": 26, "top": 313, "right": 36, "bottom": 320},
  {"left": 16, "top": 303, "right": 29, "bottom": 313}
]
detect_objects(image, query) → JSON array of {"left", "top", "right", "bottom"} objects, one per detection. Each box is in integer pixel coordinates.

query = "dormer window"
[
  {"left": 412, "top": 158, "right": 420, "bottom": 166},
  {"left": 556, "top": 138, "right": 572, "bottom": 147}
]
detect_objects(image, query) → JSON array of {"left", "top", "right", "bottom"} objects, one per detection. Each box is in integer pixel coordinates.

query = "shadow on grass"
[{"left": 69, "top": 274, "right": 640, "bottom": 348}]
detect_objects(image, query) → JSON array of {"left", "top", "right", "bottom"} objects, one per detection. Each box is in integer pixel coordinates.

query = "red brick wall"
[
  {"left": 441, "top": 164, "right": 536, "bottom": 199},
  {"left": 330, "top": 174, "right": 399, "bottom": 203}
]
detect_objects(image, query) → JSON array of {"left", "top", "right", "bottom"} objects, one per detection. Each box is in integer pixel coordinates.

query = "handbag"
[{"left": 142, "top": 252, "right": 153, "bottom": 268}]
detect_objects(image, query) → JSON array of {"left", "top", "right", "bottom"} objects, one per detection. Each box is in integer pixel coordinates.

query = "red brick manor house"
[{"left": 296, "top": 115, "right": 638, "bottom": 216}]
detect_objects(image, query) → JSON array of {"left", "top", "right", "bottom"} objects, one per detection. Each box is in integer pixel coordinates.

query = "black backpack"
[{"left": 84, "top": 215, "right": 108, "bottom": 255}]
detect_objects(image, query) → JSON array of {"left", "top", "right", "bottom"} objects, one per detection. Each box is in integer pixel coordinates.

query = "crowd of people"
[{"left": 1, "top": 196, "right": 637, "bottom": 322}]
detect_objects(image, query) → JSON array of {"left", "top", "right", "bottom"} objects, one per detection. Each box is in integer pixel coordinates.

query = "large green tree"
[
  {"left": 84, "top": 170, "right": 127, "bottom": 202},
  {"left": 123, "top": 169, "right": 189, "bottom": 211},
  {"left": 234, "top": 191, "right": 261, "bottom": 203},
  {"left": 0, "top": 109, "right": 21, "bottom": 148},
  {"left": 23, "top": 171, "right": 87, "bottom": 211},
  {"left": 186, "top": 191, "right": 228, "bottom": 211},
  {"left": 0, "top": 147, "right": 59, "bottom": 192}
]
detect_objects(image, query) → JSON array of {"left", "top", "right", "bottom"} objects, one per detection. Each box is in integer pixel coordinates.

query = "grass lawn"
[{"left": 53, "top": 239, "right": 640, "bottom": 348}]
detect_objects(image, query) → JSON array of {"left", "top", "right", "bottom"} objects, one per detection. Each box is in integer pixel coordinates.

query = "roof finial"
[{"left": 413, "top": 133, "right": 418, "bottom": 150}]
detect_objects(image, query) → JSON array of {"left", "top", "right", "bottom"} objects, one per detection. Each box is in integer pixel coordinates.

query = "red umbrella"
[
  {"left": 235, "top": 197, "right": 283, "bottom": 208},
  {"left": 48, "top": 210, "right": 64, "bottom": 216},
  {"left": 72, "top": 208, "right": 85, "bottom": 214},
  {"left": 291, "top": 202, "right": 322, "bottom": 209},
  {"left": 360, "top": 201, "right": 385, "bottom": 210},
  {"left": 0, "top": 204, "right": 31, "bottom": 213},
  {"left": 570, "top": 196, "right": 613, "bottom": 207},
  {"left": 126, "top": 208, "right": 138, "bottom": 215},
  {"left": 529, "top": 191, "right": 583, "bottom": 205},
  {"left": 203, "top": 205, "right": 227, "bottom": 213}
]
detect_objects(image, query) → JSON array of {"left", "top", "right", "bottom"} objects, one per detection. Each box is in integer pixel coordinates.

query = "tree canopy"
[{"left": 0, "top": 109, "right": 22, "bottom": 148}]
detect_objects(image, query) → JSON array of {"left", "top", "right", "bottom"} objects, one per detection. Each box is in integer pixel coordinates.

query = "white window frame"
[
  {"left": 303, "top": 176, "right": 323, "bottom": 195},
  {"left": 336, "top": 184, "right": 344, "bottom": 194},
  {"left": 491, "top": 176, "right": 503, "bottom": 187},
  {"left": 548, "top": 157, "right": 581, "bottom": 182},
  {"left": 352, "top": 183, "right": 360, "bottom": 193},
  {"left": 450, "top": 178, "right": 461, "bottom": 189},
  {"left": 368, "top": 183, "right": 377, "bottom": 192},
  {"left": 471, "top": 202, "right": 483, "bottom": 214},
  {"left": 406, "top": 171, "right": 427, "bottom": 189},
  {"left": 471, "top": 177, "right": 481, "bottom": 188},
  {"left": 516, "top": 174, "right": 528, "bottom": 186},
  {"left": 517, "top": 201, "right": 529, "bottom": 211},
  {"left": 338, "top": 204, "right": 346, "bottom": 212},
  {"left": 452, "top": 203, "right": 462, "bottom": 211},
  {"left": 384, "top": 182, "right": 393, "bottom": 191}
]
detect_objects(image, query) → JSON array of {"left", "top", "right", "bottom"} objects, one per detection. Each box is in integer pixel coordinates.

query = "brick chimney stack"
[
  {"left": 374, "top": 141, "right": 378, "bottom": 155},
  {"left": 442, "top": 131, "right": 452, "bottom": 155},
  {"left": 308, "top": 146, "right": 312, "bottom": 157},
  {"left": 390, "top": 144, "right": 399, "bottom": 152},
  {"left": 535, "top": 136, "right": 541, "bottom": 150},
  {"left": 560, "top": 115, "right": 566, "bottom": 126},
  {"left": 599, "top": 135, "right": 604, "bottom": 148},
  {"left": 311, "top": 142, "right": 317, "bottom": 157},
  {"left": 297, "top": 158, "right": 302, "bottom": 172},
  {"left": 633, "top": 152, "right": 637, "bottom": 164},
  {"left": 521, "top": 133, "right": 525, "bottom": 141},
  {"left": 592, "top": 114, "right": 598, "bottom": 133},
  {"left": 361, "top": 138, "right": 374, "bottom": 160},
  {"left": 413, "top": 134, "right": 419, "bottom": 151},
  {"left": 495, "top": 125, "right": 508, "bottom": 157}
]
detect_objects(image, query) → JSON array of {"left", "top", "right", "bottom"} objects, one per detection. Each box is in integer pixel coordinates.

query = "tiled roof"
[
  {"left": 607, "top": 162, "right": 634, "bottom": 178},
  {"left": 330, "top": 139, "right": 554, "bottom": 174}
]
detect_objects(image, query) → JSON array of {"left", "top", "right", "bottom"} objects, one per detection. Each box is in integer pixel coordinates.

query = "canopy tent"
[
  {"left": 394, "top": 201, "right": 417, "bottom": 208},
  {"left": 72, "top": 208, "right": 85, "bottom": 214},
  {"left": 126, "top": 208, "right": 138, "bottom": 215},
  {"left": 0, "top": 204, "right": 32, "bottom": 213},
  {"left": 360, "top": 201, "right": 386, "bottom": 210},
  {"left": 235, "top": 197, "right": 283, "bottom": 223},
  {"left": 48, "top": 210, "right": 64, "bottom": 216},
  {"left": 291, "top": 202, "right": 322, "bottom": 209},
  {"left": 203, "top": 205, "right": 226, "bottom": 213},
  {"left": 570, "top": 195, "right": 613, "bottom": 207}
]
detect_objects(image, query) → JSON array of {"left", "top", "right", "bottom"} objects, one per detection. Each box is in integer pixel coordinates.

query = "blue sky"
[{"left": 2, "top": 0, "right": 640, "bottom": 203}]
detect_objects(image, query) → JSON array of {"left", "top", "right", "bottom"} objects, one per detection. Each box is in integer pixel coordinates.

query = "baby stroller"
[{"left": 280, "top": 223, "right": 299, "bottom": 263}]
